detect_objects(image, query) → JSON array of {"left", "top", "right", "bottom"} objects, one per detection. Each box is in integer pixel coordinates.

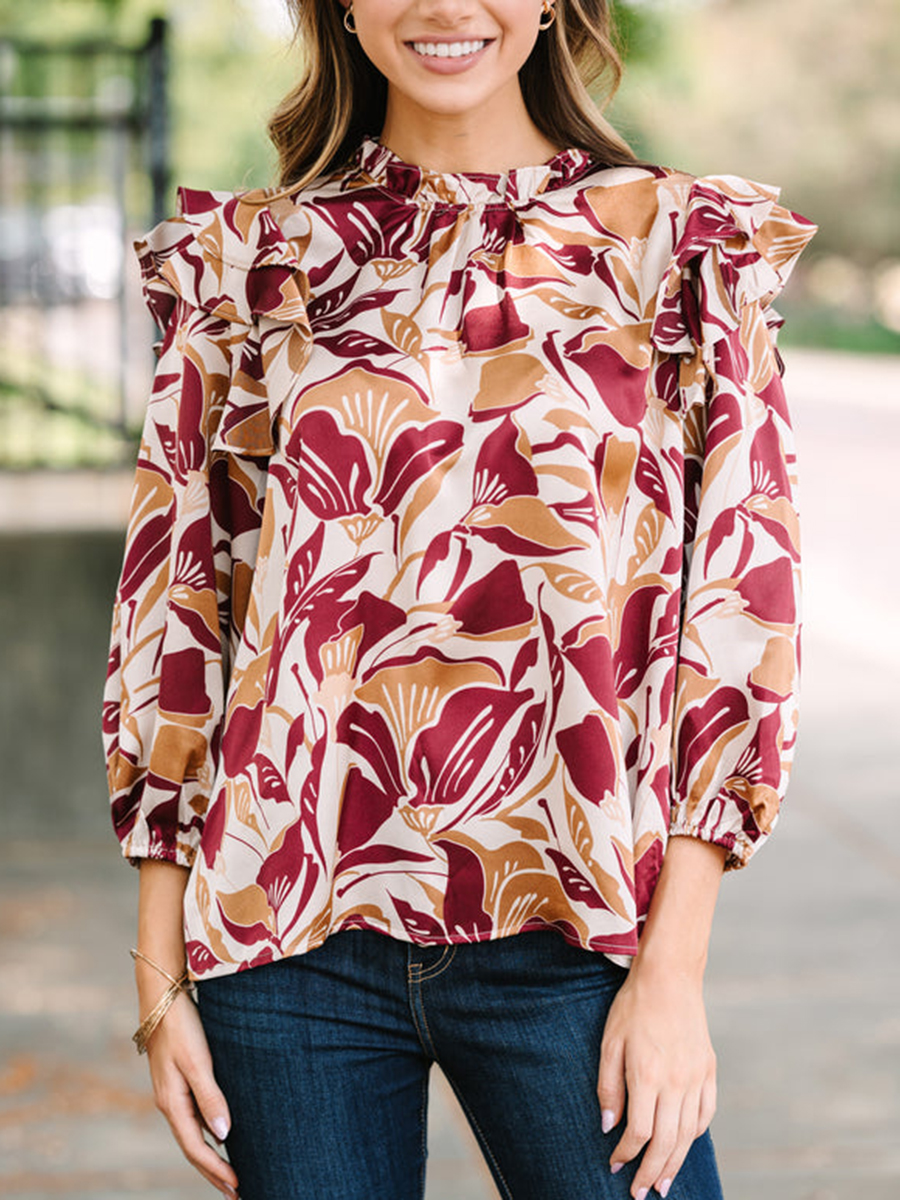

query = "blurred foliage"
[
  {"left": 778, "top": 304, "right": 900, "bottom": 355},
  {"left": 612, "top": 0, "right": 900, "bottom": 267},
  {"left": 0, "top": 0, "right": 298, "bottom": 192},
  {"left": 613, "top": 1, "right": 665, "bottom": 68}
]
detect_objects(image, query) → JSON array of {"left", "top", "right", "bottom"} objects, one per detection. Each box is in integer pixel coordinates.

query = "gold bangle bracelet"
[
  {"left": 130, "top": 947, "right": 188, "bottom": 987},
  {"left": 132, "top": 981, "right": 182, "bottom": 1054},
  {"left": 130, "top": 948, "right": 194, "bottom": 1055}
]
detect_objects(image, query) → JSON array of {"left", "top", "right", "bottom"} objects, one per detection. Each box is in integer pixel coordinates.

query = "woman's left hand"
[
  {"left": 596, "top": 836, "right": 725, "bottom": 1199},
  {"left": 598, "top": 958, "right": 717, "bottom": 1197}
]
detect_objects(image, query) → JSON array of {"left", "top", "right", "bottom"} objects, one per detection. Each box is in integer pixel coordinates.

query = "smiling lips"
[{"left": 410, "top": 39, "right": 490, "bottom": 58}]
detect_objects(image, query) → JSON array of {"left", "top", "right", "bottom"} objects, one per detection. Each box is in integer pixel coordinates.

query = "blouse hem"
[{"left": 186, "top": 915, "right": 641, "bottom": 983}]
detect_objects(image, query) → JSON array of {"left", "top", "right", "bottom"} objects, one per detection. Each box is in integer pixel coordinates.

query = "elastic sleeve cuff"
[
  {"left": 667, "top": 815, "right": 769, "bottom": 872},
  {"left": 120, "top": 826, "right": 198, "bottom": 871}
]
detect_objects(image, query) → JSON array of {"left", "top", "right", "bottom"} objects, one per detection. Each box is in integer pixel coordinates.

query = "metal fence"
[{"left": 0, "top": 18, "right": 170, "bottom": 470}]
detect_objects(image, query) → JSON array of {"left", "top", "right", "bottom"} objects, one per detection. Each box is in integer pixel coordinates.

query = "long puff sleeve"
[
  {"left": 652, "top": 176, "right": 816, "bottom": 868},
  {"left": 102, "top": 188, "right": 312, "bottom": 866}
]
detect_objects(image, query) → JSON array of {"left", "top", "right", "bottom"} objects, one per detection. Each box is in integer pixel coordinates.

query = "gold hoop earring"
[
  {"left": 539, "top": 2, "right": 556, "bottom": 30},
  {"left": 344, "top": 3, "right": 357, "bottom": 33}
]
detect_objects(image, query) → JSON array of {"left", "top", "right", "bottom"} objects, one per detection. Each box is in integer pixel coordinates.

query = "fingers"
[
  {"left": 158, "top": 1066, "right": 239, "bottom": 1198},
  {"left": 597, "top": 1029, "right": 626, "bottom": 1134},
  {"left": 188, "top": 1055, "right": 234, "bottom": 1146},
  {"left": 644, "top": 1076, "right": 718, "bottom": 1196},
  {"left": 609, "top": 1080, "right": 657, "bottom": 1180},
  {"left": 614, "top": 1074, "right": 718, "bottom": 1198},
  {"left": 640, "top": 1092, "right": 699, "bottom": 1199},
  {"left": 698, "top": 1074, "right": 717, "bottom": 1134}
]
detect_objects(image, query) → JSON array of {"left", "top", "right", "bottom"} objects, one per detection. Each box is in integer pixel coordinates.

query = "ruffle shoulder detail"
[
  {"left": 650, "top": 174, "right": 817, "bottom": 361},
  {"left": 135, "top": 187, "right": 313, "bottom": 455}
]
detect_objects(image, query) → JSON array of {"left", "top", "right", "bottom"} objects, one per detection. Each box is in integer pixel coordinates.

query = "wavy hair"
[{"left": 268, "top": 0, "right": 637, "bottom": 188}]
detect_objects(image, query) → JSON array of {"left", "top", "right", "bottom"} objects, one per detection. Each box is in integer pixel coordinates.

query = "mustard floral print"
[{"left": 103, "top": 138, "right": 815, "bottom": 980}]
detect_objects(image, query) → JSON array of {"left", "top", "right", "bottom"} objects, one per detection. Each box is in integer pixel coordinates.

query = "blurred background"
[{"left": 0, "top": 1, "right": 897, "bottom": 1197}]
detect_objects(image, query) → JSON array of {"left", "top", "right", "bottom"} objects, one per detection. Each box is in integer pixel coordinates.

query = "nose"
[{"left": 413, "top": 0, "right": 481, "bottom": 25}]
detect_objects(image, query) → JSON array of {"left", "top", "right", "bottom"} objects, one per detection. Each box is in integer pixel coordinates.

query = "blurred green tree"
[
  {"left": 614, "top": 0, "right": 900, "bottom": 266},
  {"left": 0, "top": 0, "right": 298, "bottom": 192}
]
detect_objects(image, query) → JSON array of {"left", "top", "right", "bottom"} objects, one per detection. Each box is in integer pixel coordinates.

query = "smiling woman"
[{"left": 103, "top": 2, "right": 816, "bottom": 1199}]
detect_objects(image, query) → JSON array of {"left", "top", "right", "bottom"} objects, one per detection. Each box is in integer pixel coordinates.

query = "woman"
[{"left": 103, "top": 2, "right": 815, "bottom": 1198}]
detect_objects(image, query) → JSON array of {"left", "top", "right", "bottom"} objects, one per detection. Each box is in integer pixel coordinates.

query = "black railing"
[{"left": 0, "top": 18, "right": 170, "bottom": 469}]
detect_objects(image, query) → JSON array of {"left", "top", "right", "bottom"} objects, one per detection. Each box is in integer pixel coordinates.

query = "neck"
[{"left": 379, "top": 86, "right": 561, "bottom": 174}]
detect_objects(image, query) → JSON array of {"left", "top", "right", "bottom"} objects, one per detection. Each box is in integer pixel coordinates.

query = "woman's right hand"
[{"left": 143, "top": 987, "right": 240, "bottom": 1199}]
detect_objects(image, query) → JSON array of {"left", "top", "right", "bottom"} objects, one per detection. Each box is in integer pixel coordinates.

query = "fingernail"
[
  {"left": 636, "top": 1190, "right": 649, "bottom": 1200},
  {"left": 660, "top": 1180, "right": 673, "bottom": 1198},
  {"left": 610, "top": 1162, "right": 623, "bottom": 1175},
  {"left": 602, "top": 1108, "right": 616, "bottom": 1133},
  {"left": 211, "top": 1116, "right": 230, "bottom": 1141}
]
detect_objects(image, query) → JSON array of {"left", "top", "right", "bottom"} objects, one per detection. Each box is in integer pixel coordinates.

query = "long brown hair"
[{"left": 269, "top": 0, "right": 637, "bottom": 189}]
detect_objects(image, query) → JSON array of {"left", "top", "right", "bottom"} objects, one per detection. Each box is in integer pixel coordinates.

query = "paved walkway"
[{"left": 1, "top": 349, "right": 898, "bottom": 1198}]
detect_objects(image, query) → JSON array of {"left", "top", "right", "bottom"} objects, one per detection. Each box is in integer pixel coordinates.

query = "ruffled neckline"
[{"left": 352, "top": 135, "right": 597, "bottom": 207}]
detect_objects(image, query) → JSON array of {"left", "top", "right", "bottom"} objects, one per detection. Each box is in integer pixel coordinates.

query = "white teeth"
[{"left": 411, "top": 40, "right": 487, "bottom": 59}]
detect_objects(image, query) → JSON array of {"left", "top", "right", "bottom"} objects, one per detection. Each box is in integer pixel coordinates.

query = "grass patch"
[{"left": 778, "top": 305, "right": 900, "bottom": 356}]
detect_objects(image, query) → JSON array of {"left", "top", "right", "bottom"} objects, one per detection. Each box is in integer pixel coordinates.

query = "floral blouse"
[{"left": 103, "top": 136, "right": 816, "bottom": 980}]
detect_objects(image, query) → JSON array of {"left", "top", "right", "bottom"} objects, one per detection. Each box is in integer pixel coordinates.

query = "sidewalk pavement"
[{"left": 1, "top": 348, "right": 898, "bottom": 1199}]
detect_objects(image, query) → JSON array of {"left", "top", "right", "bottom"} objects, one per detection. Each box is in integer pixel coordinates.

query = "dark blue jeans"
[{"left": 196, "top": 930, "right": 723, "bottom": 1200}]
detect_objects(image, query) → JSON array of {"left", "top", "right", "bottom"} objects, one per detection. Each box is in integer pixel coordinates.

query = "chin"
[{"left": 391, "top": 82, "right": 493, "bottom": 119}]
